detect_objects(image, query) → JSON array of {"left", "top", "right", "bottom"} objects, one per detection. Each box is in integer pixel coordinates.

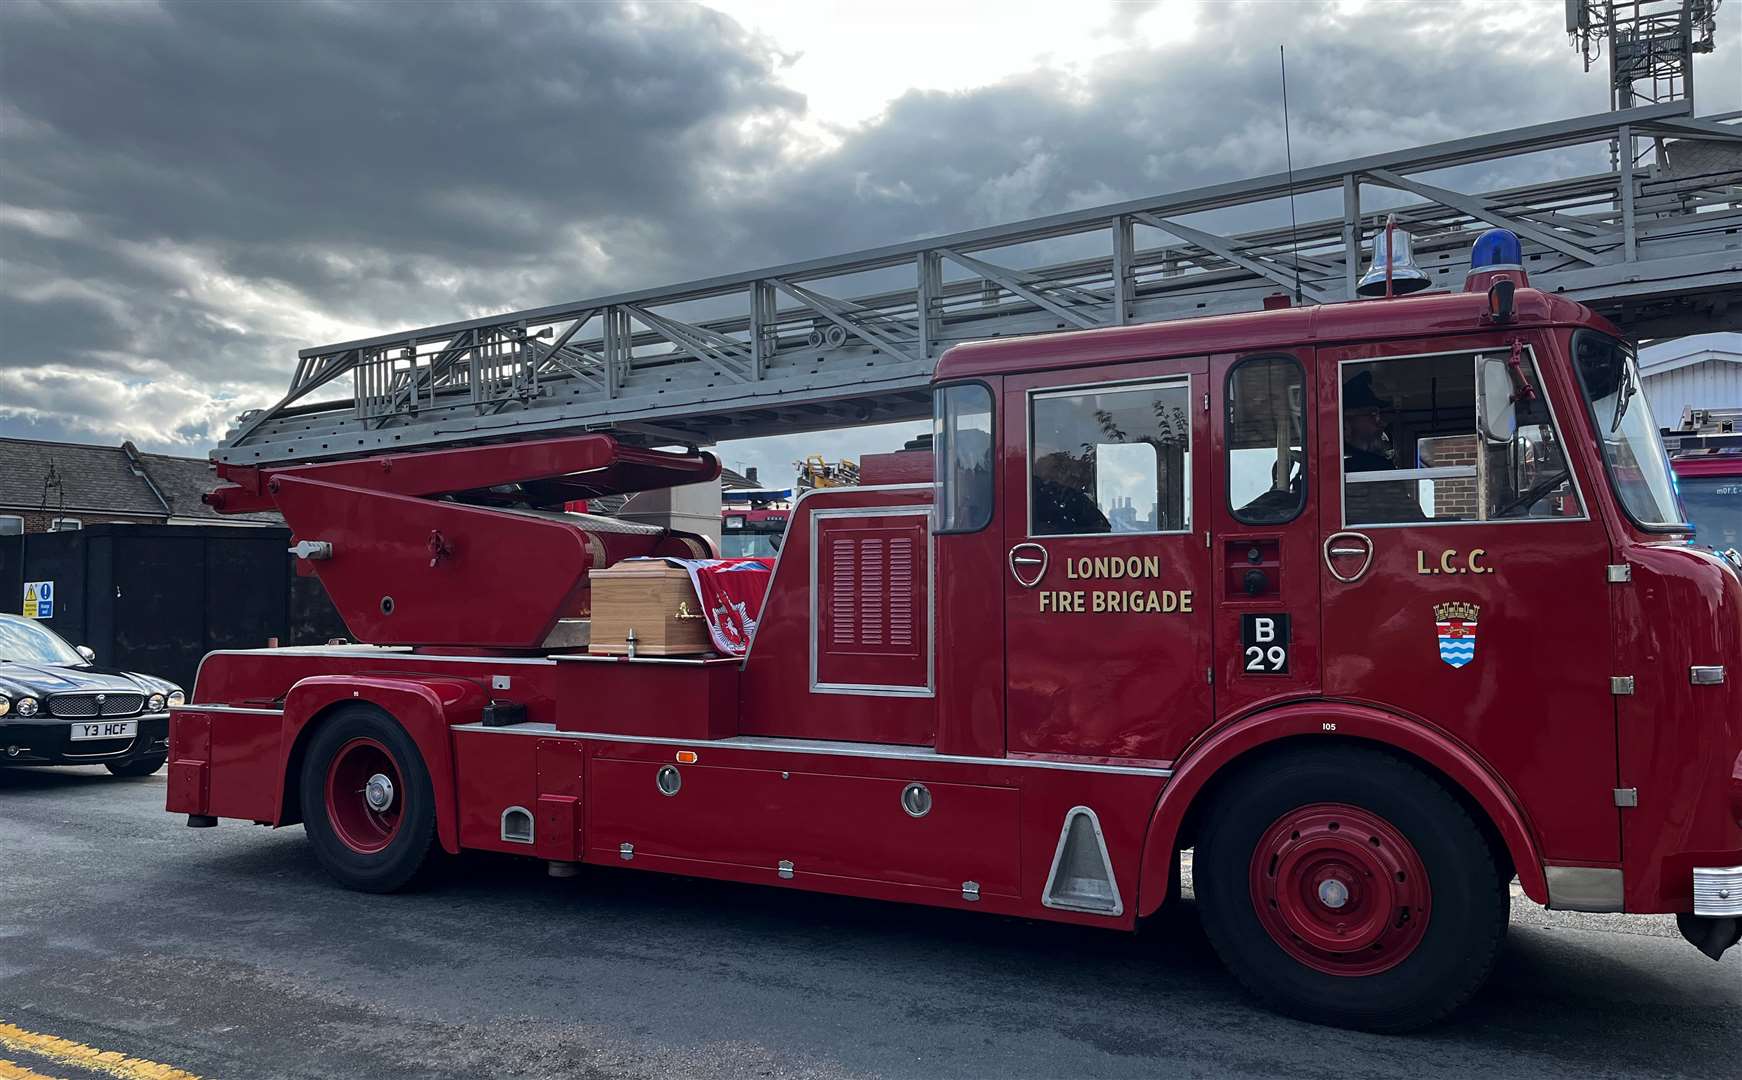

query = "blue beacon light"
[{"left": 1466, "top": 227, "right": 1528, "bottom": 295}]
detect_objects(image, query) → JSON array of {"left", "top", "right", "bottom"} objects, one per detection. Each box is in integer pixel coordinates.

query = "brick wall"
[
  {"left": 0, "top": 509, "right": 164, "bottom": 535},
  {"left": 1418, "top": 435, "right": 1479, "bottom": 520}
]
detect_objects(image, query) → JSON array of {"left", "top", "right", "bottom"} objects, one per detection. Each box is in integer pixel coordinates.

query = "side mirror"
[
  {"left": 76, "top": 645, "right": 95, "bottom": 663},
  {"left": 1477, "top": 357, "right": 1518, "bottom": 444}
]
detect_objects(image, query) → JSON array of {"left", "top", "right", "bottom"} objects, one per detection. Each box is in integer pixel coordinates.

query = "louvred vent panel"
[{"left": 815, "top": 514, "right": 929, "bottom": 691}]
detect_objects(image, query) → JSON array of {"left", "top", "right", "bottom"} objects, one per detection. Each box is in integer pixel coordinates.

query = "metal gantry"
[{"left": 220, "top": 102, "right": 1742, "bottom": 465}]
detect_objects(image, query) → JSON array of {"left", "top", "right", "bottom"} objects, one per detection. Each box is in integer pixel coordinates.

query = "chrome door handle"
[
  {"left": 1009, "top": 543, "right": 1049, "bottom": 587},
  {"left": 1323, "top": 531, "right": 1375, "bottom": 583}
]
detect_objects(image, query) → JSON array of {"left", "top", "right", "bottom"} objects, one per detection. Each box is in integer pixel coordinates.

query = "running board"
[{"left": 1041, "top": 806, "right": 1124, "bottom": 916}]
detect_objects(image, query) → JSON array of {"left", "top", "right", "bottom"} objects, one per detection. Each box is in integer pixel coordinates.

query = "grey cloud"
[{"left": 2, "top": 0, "right": 1737, "bottom": 463}]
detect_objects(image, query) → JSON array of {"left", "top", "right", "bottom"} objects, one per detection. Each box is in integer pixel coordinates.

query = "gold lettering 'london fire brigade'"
[{"left": 1040, "top": 555, "right": 1194, "bottom": 614}]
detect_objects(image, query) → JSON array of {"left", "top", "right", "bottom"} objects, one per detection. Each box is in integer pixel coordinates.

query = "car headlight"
[
  {"left": 16, "top": 697, "right": 39, "bottom": 718},
  {"left": 147, "top": 693, "right": 166, "bottom": 712},
  {"left": 168, "top": 690, "right": 185, "bottom": 707},
  {"left": 0, "top": 697, "right": 9, "bottom": 718}
]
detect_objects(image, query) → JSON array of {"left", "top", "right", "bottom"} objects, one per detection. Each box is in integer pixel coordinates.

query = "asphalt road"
[{"left": 1, "top": 767, "right": 1736, "bottom": 1080}]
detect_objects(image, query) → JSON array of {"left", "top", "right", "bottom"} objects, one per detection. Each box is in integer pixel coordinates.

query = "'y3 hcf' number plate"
[{"left": 69, "top": 721, "right": 137, "bottom": 741}]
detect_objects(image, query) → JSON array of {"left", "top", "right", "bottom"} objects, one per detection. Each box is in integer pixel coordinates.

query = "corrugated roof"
[{"left": 1639, "top": 332, "right": 1742, "bottom": 378}]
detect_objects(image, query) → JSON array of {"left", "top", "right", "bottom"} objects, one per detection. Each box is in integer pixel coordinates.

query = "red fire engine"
[
  {"left": 1666, "top": 408, "right": 1742, "bottom": 554},
  {"left": 168, "top": 230, "right": 1742, "bottom": 1031}
]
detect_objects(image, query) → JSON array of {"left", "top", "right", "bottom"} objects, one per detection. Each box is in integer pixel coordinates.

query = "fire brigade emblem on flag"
[{"left": 1434, "top": 601, "right": 1479, "bottom": 668}]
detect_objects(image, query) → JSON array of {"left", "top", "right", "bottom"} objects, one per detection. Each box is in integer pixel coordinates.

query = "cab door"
[
  {"left": 1001, "top": 359, "right": 1213, "bottom": 763},
  {"left": 1209, "top": 351, "right": 1322, "bottom": 713},
  {"left": 1314, "top": 335, "right": 1619, "bottom": 863}
]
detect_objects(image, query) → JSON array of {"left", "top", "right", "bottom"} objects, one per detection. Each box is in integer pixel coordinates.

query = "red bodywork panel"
[
  {"left": 206, "top": 436, "right": 716, "bottom": 648},
  {"left": 208, "top": 436, "right": 719, "bottom": 512},
  {"left": 173, "top": 286, "right": 1741, "bottom": 933},
  {"left": 1672, "top": 457, "right": 1742, "bottom": 479},
  {"left": 860, "top": 449, "right": 934, "bottom": 486}
]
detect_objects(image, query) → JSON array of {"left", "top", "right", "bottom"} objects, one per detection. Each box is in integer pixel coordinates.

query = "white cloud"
[{"left": 0, "top": 365, "right": 240, "bottom": 447}]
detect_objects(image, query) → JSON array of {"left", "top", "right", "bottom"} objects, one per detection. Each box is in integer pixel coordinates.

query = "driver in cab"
[{"left": 1343, "top": 371, "right": 1425, "bottom": 524}]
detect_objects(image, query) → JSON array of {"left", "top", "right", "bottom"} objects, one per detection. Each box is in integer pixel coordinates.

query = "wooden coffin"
[{"left": 587, "top": 563, "right": 713, "bottom": 656}]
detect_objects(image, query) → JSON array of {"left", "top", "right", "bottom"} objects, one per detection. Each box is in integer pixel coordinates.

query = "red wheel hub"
[
  {"left": 324, "top": 737, "right": 404, "bottom": 855},
  {"left": 1249, "top": 803, "right": 1430, "bottom": 976}
]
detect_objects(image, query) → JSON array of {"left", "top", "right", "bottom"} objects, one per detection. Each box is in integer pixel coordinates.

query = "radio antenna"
[{"left": 1279, "top": 44, "right": 1303, "bottom": 305}]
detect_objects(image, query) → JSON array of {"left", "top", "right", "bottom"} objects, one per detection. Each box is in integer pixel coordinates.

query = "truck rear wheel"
[
  {"left": 300, "top": 705, "right": 437, "bottom": 893},
  {"left": 1194, "top": 745, "right": 1508, "bottom": 1032}
]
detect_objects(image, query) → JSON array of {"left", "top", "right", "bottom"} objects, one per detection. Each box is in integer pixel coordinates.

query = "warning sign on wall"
[{"left": 22, "top": 581, "right": 54, "bottom": 619}]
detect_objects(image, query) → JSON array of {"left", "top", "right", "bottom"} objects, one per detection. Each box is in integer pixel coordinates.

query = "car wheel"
[
  {"left": 299, "top": 704, "right": 438, "bottom": 893},
  {"left": 106, "top": 754, "right": 167, "bottom": 778},
  {"left": 1194, "top": 745, "right": 1509, "bottom": 1033}
]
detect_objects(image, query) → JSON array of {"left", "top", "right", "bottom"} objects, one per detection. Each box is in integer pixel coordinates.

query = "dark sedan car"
[{"left": 0, "top": 613, "right": 182, "bottom": 777}]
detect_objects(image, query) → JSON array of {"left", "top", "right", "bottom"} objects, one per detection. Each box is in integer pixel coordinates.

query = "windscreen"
[
  {"left": 0, "top": 616, "right": 84, "bottom": 666},
  {"left": 1570, "top": 330, "right": 1684, "bottom": 529}
]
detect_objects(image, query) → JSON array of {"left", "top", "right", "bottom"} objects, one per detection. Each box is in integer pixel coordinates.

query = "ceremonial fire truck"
[{"left": 168, "top": 230, "right": 1742, "bottom": 1031}]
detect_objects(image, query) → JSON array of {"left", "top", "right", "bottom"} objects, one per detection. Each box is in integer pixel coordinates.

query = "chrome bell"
[{"left": 1356, "top": 214, "right": 1431, "bottom": 297}]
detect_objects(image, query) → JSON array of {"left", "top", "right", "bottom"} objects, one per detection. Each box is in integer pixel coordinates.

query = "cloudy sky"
[{"left": 2, "top": 0, "right": 1738, "bottom": 486}]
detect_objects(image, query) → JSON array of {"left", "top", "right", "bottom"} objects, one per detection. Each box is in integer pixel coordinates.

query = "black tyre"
[
  {"left": 105, "top": 754, "right": 167, "bottom": 778},
  {"left": 299, "top": 704, "right": 438, "bottom": 893},
  {"left": 1194, "top": 745, "right": 1508, "bottom": 1032}
]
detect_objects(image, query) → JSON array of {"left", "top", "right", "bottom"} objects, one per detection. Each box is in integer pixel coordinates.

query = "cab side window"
[
  {"left": 934, "top": 382, "right": 994, "bottom": 533},
  {"left": 1340, "top": 350, "right": 1582, "bottom": 526},
  {"left": 1227, "top": 356, "right": 1307, "bottom": 525},
  {"left": 1030, "top": 380, "right": 1191, "bottom": 536}
]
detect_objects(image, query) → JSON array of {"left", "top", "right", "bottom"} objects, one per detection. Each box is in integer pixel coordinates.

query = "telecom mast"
[{"left": 1567, "top": 1, "right": 1722, "bottom": 109}]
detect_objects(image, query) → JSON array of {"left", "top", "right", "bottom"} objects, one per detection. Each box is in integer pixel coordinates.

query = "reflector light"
[{"left": 676, "top": 750, "right": 698, "bottom": 764}]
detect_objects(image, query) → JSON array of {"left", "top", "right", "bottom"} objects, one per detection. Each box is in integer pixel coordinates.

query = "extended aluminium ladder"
[{"left": 219, "top": 102, "right": 1742, "bottom": 467}]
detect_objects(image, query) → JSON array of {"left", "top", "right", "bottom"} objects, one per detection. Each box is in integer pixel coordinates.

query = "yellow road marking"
[
  {"left": 0, "top": 1023, "right": 199, "bottom": 1080},
  {"left": 1, "top": 1057, "right": 67, "bottom": 1080}
]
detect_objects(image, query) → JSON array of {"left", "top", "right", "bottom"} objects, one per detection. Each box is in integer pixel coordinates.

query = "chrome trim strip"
[
  {"left": 60, "top": 741, "right": 138, "bottom": 760},
  {"left": 177, "top": 705, "right": 284, "bottom": 716},
  {"left": 807, "top": 502, "right": 936, "bottom": 698},
  {"left": 549, "top": 653, "right": 730, "bottom": 667},
  {"left": 1692, "top": 865, "right": 1742, "bottom": 917},
  {"left": 1344, "top": 465, "right": 1476, "bottom": 484},
  {"left": 1545, "top": 865, "right": 1625, "bottom": 912},
  {"left": 448, "top": 723, "right": 1175, "bottom": 777},
  {"left": 194, "top": 645, "right": 549, "bottom": 695},
  {"left": 4, "top": 711, "right": 172, "bottom": 726}
]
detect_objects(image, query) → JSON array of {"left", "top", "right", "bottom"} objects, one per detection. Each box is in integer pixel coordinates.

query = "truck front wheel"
[
  {"left": 1194, "top": 746, "right": 1509, "bottom": 1032},
  {"left": 300, "top": 705, "right": 437, "bottom": 893}
]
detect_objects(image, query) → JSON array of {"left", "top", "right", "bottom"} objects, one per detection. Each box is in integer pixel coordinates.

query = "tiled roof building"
[{"left": 0, "top": 437, "right": 279, "bottom": 535}]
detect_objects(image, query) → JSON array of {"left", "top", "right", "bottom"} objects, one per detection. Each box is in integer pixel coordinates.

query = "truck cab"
[{"left": 921, "top": 278, "right": 1741, "bottom": 955}]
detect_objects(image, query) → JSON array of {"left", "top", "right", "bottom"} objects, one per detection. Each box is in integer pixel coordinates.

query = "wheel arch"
[
  {"left": 1135, "top": 701, "right": 1546, "bottom": 917},
  {"left": 278, "top": 675, "right": 485, "bottom": 855}
]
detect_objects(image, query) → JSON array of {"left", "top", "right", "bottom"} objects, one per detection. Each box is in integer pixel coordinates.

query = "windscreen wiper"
[{"left": 1611, "top": 368, "right": 1638, "bottom": 434}]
